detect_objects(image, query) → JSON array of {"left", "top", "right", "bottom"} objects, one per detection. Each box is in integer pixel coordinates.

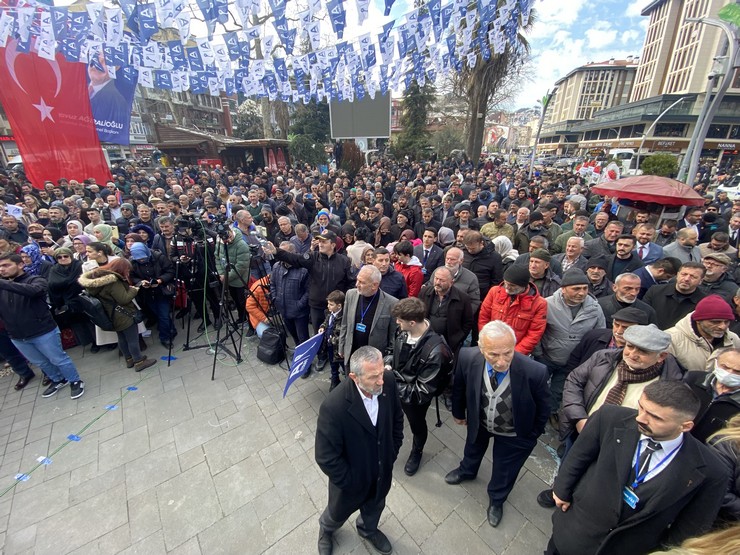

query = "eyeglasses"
[{"left": 56, "top": 255, "right": 71, "bottom": 260}]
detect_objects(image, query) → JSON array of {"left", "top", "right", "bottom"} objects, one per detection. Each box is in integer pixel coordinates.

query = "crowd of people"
[{"left": 0, "top": 157, "right": 739, "bottom": 555}]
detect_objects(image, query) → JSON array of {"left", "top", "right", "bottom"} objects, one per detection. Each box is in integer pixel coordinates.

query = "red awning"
[{"left": 591, "top": 176, "right": 705, "bottom": 207}]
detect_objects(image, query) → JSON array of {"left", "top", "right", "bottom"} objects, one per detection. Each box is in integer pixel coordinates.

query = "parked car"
[{"left": 716, "top": 173, "right": 740, "bottom": 200}]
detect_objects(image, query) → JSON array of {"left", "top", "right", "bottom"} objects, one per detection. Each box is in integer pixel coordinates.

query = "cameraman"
[
  {"left": 172, "top": 215, "right": 222, "bottom": 331},
  {"left": 214, "top": 226, "right": 251, "bottom": 326},
  {"left": 129, "top": 243, "right": 176, "bottom": 348},
  {"left": 235, "top": 210, "right": 272, "bottom": 281}
]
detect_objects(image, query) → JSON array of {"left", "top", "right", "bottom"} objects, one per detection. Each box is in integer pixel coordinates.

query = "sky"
[{"left": 517, "top": 0, "right": 651, "bottom": 108}]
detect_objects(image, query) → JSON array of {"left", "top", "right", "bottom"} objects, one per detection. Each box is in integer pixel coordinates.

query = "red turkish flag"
[{"left": 0, "top": 39, "right": 111, "bottom": 189}]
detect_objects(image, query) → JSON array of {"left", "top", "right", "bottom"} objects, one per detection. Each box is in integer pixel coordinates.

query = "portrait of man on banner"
[{"left": 87, "top": 52, "right": 135, "bottom": 145}]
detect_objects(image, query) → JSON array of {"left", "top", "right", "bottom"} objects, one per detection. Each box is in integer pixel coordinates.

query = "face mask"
[{"left": 714, "top": 365, "right": 740, "bottom": 388}]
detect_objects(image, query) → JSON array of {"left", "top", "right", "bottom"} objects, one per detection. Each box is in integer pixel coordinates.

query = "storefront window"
[
  {"left": 707, "top": 125, "right": 730, "bottom": 139},
  {"left": 655, "top": 123, "right": 686, "bottom": 137}
]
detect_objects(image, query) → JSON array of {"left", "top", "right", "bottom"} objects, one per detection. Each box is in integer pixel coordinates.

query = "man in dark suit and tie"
[
  {"left": 547, "top": 381, "right": 729, "bottom": 555},
  {"left": 315, "top": 346, "right": 404, "bottom": 555},
  {"left": 445, "top": 321, "right": 550, "bottom": 527},
  {"left": 413, "top": 227, "right": 444, "bottom": 283},
  {"left": 728, "top": 213, "right": 740, "bottom": 250}
]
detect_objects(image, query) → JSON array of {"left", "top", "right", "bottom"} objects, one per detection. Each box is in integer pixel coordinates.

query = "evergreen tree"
[
  {"left": 290, "top": 99, "right": 331, "bottom": 143},
  {"left": 393, "top": 79, "right": 435, "bottom": 160}
]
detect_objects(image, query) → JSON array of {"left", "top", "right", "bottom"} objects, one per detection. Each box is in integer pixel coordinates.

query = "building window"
[
  {"left": 707, "top": 124, "right": 730, "bottom": 139},
  {"left": 655, "top": 123, "right": 687, "bottom": 137}
]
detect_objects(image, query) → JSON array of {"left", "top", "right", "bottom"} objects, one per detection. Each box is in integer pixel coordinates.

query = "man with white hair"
[
  {"left": 552, "top": 236, "right": 589, "bottom": 272},
  {"left": 445, "top": 321, "right": 550, "bottom": 528},
  {"left": 338, "top": 265, "right": 398, "bottom": 366}
]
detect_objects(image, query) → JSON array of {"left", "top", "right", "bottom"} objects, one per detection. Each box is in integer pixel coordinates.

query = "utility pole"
[
  {"left": 528, "top": 87, "right": 558, "bottom": 180},
  {"left": 676, "top": 17, "right": 740, "bottom": 184}
]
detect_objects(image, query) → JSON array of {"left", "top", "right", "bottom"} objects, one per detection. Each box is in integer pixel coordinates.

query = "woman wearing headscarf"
[
  {"left": 492, "top": 236, "right": 520, "bottom": 272},
  {"left": 128, "top": 242, "right": 176, "bottom": 348},
  {"left": 93, "top": 223, "right": 124, "bottom": 255},
  {"left": 437, "top": 226, "right": 455, "bottom": 248},
  {"left": 375, "top": 216, "right": 393, "bottom": 247},
  {"left": 72, "top": 235, "right": 91, "bottom": 262},
  {"left": 130, "top": 224, "right": 155, "bottom": 247},
  {"left": 20, "top": 243, "right": 52, "bottom": 279},
  {"left": 79, "top": 258, "right": 157, "bottom": 372},
  {"left": 47, "top": 247, "right": 96, "bottom": 350},
  {"left": 123, "top": 233, "right": 145, "bottom": 259},
  {"left": 61, "top": 220, "right": 94, "bottom": 248},
  {"left": 40, "top": 227, "right": 64, "bottom": 260}
]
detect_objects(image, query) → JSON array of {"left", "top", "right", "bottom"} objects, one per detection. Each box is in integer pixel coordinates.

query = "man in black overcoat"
[
  {"left": 548, "top": 381, "right": 729, "bottom": 555},
  {"left": 314, "top": 346, "right": 404, "bottom": 555}
]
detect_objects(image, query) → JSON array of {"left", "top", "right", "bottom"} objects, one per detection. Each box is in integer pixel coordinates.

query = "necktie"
[
  {"left": 638, "top": 246, "right": 645, "bottom": 259},
  {"left": 328, "top": 314, "right": 335, "bottom": 333},
  {"left": 423, "top": 249, "right": 429, "bottom": 264},
  {"left": 637, "top": 439, "right": 661, "bottom": 478}
]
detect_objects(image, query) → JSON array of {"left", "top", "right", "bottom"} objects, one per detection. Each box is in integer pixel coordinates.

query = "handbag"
[
  {"left": 257, "top": 326, "right": 285, "bottom": 365},
  {"left": 115, "top": 304, "right": 144, "bottom": 324},
  {"left": 78, "top": 292, "right": 116, "bottom": 331}
]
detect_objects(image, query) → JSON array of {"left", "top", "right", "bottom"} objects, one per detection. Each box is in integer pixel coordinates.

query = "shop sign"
[
  {"left": 0, "top": 136, "right": 14, "bottom": 141},
  {"left": 717, "top": 143, "right": 738, "bottom": 150}
]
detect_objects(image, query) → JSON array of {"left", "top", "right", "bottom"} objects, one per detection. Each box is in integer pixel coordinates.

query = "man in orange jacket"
[{"left": 478, "top": 265, "right": 547, "bottom": 355}]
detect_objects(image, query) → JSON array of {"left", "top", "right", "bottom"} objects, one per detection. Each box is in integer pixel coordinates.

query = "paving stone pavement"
[{"left": 0, "top": 332, "right": 560, "bottom": 554}]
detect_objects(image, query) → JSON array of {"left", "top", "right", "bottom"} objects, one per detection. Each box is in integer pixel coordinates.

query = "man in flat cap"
[
  {"left": 536, "top": 269, "right": 606, "bottom": 423},
  {"left": 565, "top": 307, "right": 649, "bottom": 372},
  {"left": 538, "top": 323, "right": 684, "bottom": 508},
  {"left": 514, "top": 211, "right": 548, "bottom": 253},
  {"left": 700, "top": 252, "right": 737, "bottom": 303}
]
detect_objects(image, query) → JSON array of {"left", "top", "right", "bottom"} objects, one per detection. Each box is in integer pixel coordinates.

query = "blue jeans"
[
  {"left": 150, "top": 297, "right": 175, "bottom": 343},
  {"left": 255, "top": 321, "right": 270, "bottom": 338},
  {"left": 11, "top": 328, "right": 80, "bottom": 383}
]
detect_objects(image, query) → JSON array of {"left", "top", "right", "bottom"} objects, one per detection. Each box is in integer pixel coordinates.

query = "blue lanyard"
[
  {"left": 359, "top": 292, "right": 378, "bottom": 324},
  {"left": 631, "top": 440, "right": 682, "bottom": 489}
]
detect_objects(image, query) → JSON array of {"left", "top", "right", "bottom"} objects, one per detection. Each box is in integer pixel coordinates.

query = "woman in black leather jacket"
[{"left": 386, "top": 297, "right": 453, "bottom": 477}]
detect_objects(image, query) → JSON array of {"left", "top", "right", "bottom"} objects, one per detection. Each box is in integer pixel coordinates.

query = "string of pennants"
[{"left": 0, "top": 0, "right": 532, "bottom": 103}]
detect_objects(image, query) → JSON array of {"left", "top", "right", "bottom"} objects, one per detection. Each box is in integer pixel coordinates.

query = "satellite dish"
[{"left": 355, "top": 138, "right": 367, "bottom": 151}]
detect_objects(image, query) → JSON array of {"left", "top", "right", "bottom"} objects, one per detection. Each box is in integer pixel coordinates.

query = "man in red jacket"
[
  {"left": 478, "top": 264, "right": 547, "bottom": 355},
  {"left": 393, "top": 240, "right": 423, "bottom": 297}
]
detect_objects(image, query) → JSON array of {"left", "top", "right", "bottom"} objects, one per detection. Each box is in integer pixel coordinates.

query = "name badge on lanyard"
[{"left": 355, "top": 323, "right": 366, "bottom": 332}]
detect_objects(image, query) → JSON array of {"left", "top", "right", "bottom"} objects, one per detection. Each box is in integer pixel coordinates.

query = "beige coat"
[{"left": 666, "top": 313, "right": 740, "bottom": 371}]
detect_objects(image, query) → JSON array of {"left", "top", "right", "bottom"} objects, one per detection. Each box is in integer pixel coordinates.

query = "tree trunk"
[
  {"left": 261, "top": 98, "right": 273, "bottom": 138},
  {"left": 465, "top": 74, "right": 488, "bottom": 162}
]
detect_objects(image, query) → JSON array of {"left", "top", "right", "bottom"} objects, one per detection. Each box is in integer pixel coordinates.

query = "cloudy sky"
[{"left": 517, "top": 0, "right": 650, "bottom": 108}]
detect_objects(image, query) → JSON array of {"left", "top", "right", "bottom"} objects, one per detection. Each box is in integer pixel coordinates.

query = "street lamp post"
[
  {"left": 634, "top": 96, "right": 689, "bottom": 173},
  {"left": 676, "top": 17, "right": 739, "bottom": 184},
  {"left": 528, "top": 87, "right": 558, "bottom": 180}
]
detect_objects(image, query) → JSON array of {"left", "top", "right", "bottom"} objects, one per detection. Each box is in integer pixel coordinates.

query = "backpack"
[
  {"left": 256, "top": 326, "right": 286, "bottom": 365},
  {"left": 77, "top": 292, "right": 115, "bottom": 331}
]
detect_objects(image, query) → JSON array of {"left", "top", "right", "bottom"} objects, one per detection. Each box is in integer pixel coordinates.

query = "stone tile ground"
[{"left": 0, "top": 333, "right": 559, "bottom": 554}]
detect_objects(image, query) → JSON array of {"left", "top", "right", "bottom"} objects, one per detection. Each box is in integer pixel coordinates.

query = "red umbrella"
[{"left": 591, "top": 176, "right": 705, "bottom": 207}]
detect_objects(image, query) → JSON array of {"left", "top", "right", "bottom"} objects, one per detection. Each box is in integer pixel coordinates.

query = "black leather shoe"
[
  {"left": 404, "top": 450, "right": 422, "bottom": 476},
  {"left": 317, "top": 531, "right": 333, "bottom": 555},
  {"left": 14, "top": 375, "right": 34, "bottom": 391},
  {"left": 487, "top": 503, "right": 503, "bottom": 527},
  {"left": 444, "top": 467, "right": 473, "bottom": 485},
  {"left": 42, "top": 375, "right": 51, "bottom": 387},
  {"left": 537, "top": 489, "right": 556, "bottom": 508},
  {"left": 301, "top": 367, "right": 312, "bottom": 379},
  {"left": 363, "top": 530, "right": 392, "bottom": 555},
  {"left": 329, "top": 378, "right": 340, "bottom": 391}
]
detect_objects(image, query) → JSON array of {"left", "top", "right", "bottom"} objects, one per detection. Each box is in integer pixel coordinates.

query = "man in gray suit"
[
  {"left": 663, "top": 228, "right": 702, "bottom": 264},
  {"left": 339, "top": 265, "right": 398, "bottom": 368}
]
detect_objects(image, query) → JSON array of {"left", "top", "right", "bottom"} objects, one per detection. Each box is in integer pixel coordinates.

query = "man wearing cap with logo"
[
  {"left": 538, "top": 323, "right": 685, "bottom": 509},
  {"left": 478, "top": 264, "right": 547, "bottom": 355},
  {"left": 684, "top": 346, "right": 740, "bottom": 442},
  {"left": 537, "top": 269, "right": 606, "bottom": 423},
  {"left": 701, "top": 252, "right": 737, "bottom": 303},
  {"left": 528, "top": 249, "right": 561, "bottom": 298},
  {"left": 263, "top": 230, "right": 355, "bottom": 335},
  {"left": 666, "top": 294, "right": 740, "bottom": 372}
]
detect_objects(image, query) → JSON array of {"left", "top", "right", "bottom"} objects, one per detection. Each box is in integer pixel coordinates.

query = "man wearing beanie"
[
  {"left": 116, "top": 202, "right": 136, "bottom": 235},
  {"left": 666, "top": 294, "right": 740, "bottom": 371},
  {"left": 478, "top": 264, "right": 547, "bottom": 355},
  {"left": 513, "top": 211, "right": 548, "bottom": 253},
  {"left": 537, "top": 269, "right": 605, "bottom": 422},
  {"left": 528, "top": 248, "right": 561, "bottom": 298},
  {"left": 585, "top": 256, "right": 613, "bottom": 299},
  {"left": 537, "top": 324, "right": 686, "bottom": 509}
]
